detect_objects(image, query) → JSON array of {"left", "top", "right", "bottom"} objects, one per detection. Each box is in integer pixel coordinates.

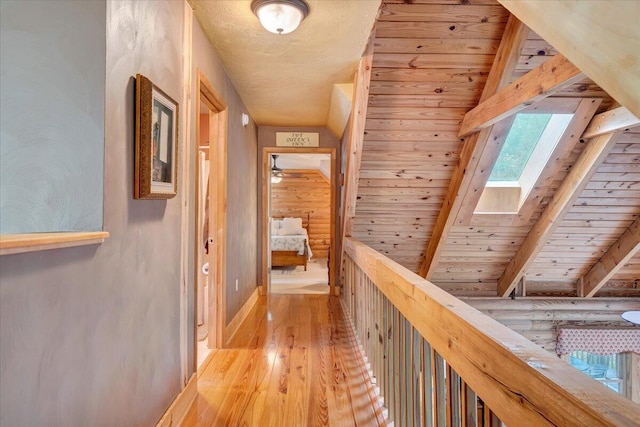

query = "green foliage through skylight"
[{"left": 489, "top": 114, "right": 552, "bottom": 181}]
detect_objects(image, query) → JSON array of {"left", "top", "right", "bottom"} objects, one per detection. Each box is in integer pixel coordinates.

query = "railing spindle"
[
  {"left": 412, "top": 327, "right": 422, "bottom": 427},
  {"left": 423, "top": 339, "right": 434, "bottom": 427},
  {"left": 434, "top": 351, "right": 446, "bottom": 427},
  {"left": 340, "top": 246, "right": 639, "bottom": 427}
]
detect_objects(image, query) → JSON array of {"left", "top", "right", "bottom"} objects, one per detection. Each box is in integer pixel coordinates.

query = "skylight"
[
  {"left": 489, "top": 114, "right": 552, "bottom": 182},
  {"left": 475, "top": 112, "right": 574, "bottom": 214}
]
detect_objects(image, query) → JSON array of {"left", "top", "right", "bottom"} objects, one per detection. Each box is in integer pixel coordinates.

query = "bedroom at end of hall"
[{"left": 269, "top": 153, "right": 331, "bottom": 295}]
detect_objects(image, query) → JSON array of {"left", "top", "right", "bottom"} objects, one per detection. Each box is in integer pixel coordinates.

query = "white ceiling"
[
  {"left": 190, "top": 0, "right": 381, "bottom": 127},
  {"left": 275, "top": 153, "right": 331, "bottom": 180}
]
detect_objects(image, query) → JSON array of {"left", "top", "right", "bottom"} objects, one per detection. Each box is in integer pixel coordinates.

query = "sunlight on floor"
[
  {"left": 197, "top": 337, "right": 212, "bottom": 370},
  {"left": 270, "top": 258, "right": 329, "bottom": 295}
]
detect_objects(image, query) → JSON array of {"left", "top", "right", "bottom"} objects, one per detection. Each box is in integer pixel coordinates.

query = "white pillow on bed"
[
  {"left": 278, "top": 226, "right": 306, "bottom": 236},
  {"left": 281, "top": 217, "right": 302, "bottom": 229},
  {"left": 270, "top": 220, "right": 281, "bottom": 234}
]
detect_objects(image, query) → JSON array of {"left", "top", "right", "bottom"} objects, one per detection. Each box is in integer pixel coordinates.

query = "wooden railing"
[{"left": 341, "top": 237, "right": 640, "bottom": 426}]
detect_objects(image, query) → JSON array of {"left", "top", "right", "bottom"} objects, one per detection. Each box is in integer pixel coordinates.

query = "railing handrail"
[{"left": 343, "top": 237, "right": 640, "bottom": 426}]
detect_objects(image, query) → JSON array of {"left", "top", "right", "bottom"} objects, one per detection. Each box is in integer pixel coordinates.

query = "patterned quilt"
[{"left": 271, "top": 235, "right": 313, "bottom": 258}]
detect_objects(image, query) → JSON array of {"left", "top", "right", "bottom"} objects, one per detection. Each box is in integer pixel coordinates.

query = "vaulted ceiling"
[
  {"left": 348, "top": 0, "right": 640, "bottom": 298},
  {"left": 193, "top": 0, "right": 640, "bottom": 299}
]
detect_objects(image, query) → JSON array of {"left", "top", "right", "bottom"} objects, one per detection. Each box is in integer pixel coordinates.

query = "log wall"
[{"left": 271, "top": 170, "right": 330, "bottom": 258}]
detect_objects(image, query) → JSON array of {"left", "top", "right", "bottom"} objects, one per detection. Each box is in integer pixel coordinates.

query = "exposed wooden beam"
[
  {"left": 419, "top": 128, "right": 490, "bottom": 279},
  {"left": 458, "top": 53, "right": 584, "bottom": 137},
  {"left": 477, "top": 15, "right": 530, "bottom": 105},
  {"left": 581, "top": 218, "right": 640, "bottom": 298},
  {"left": 498, "top": 0, "right": 640, "bottom": 119},
  {"left": 340, "top": 34, "right": 374, "bottom": 269},
  {"left": 419, "top": 15, "right": 529, "bottom": 279},
  {"left": 497, "top": 130, "right": 623, "bottom": 297},
  {"left": 582, "top": 106, "right": 640, "bottom": 139}
]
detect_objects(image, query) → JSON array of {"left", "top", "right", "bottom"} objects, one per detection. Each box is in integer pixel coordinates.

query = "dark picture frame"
[{"left": 134, "top": 74, "right": 179, "bottom": 199}]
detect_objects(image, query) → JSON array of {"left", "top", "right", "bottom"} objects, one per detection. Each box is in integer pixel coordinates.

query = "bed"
[{"left": 270, "top": 216, "right": 313, "bottom": 271}]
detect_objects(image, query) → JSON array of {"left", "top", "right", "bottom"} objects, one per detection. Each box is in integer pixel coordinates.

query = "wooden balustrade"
[{"left": 341, "top": 237, "right": 640, "bottom": 426}]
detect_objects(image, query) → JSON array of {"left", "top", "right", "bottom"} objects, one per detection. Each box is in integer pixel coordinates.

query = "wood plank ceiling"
[{"left": 351, "top": 0, "right": 640, "bottom": 298}]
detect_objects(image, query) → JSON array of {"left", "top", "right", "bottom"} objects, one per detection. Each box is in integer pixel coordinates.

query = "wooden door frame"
[
  {"left": 194, "top": 70, "right": 227, "bottom": 371},
  {"left": 261, "top": 147, "right": 337, "bottom": 296}
]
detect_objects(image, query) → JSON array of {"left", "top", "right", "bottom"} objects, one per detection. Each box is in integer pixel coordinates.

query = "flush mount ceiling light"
[
  {"left": 251, "top": 0, "right": 309, "bottom": 35},
  {"left": 621, "top": 311, "right": 640, "bottom": 325},
  {"left": 271, "top": 154, "right": 284, "bottom": 183}
]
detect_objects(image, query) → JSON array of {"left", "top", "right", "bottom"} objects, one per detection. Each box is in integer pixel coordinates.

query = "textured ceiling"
[{"left": 191, "top": 0, "right": 380, "bottom": 127}]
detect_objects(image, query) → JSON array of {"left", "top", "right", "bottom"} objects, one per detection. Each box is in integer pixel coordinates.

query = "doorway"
[
  {"left": 261, "top": 147, "right": 337, "bottom": 297},
  {"left": 195, "top": 70, "right": 227, "bottom": 371}
]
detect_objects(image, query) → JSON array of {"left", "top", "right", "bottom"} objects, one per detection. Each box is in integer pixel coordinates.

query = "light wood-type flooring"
[{"left": 182, "top": 294, "right": 386, "bottom": 426}]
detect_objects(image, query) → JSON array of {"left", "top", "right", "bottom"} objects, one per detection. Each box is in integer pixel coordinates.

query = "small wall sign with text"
[{"left": 276, "top": 132, "right": 319, "bottom": 147}]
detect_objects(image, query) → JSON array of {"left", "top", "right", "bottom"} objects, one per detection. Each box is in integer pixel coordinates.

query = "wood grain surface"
[{"left": 182, "top": 295, "right": 385, "bottom": 426}]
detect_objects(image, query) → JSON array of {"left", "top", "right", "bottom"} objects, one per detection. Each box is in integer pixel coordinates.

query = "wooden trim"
[
  {"left": 512, "top": 98, "right": 601, "bottom": 225},
  {"left": 582, "top": 106, "right": 640, "bottom": 139},
  {"left": 450, "top": 117, "right": 515, "bottom": 226},
  {"left": 344, "top": 237, "right": 640, "bottom": 426},
  {"left": 155, "top": 373, "right": 197, "bottom": 427},
  {"left": 196, "top": 70, "right": 227, "bottom": 356},
  {"left": 180, "top": 1, "right": 193, "bottom": 388},
  {"left": 261, "top": 147, "right": 337, "bottom": 296},
  {"left": 0, "top": 232, "right": 109, "bottom": 255},
  {"left": 458, "top": 53, "right": 584, "bottom": 138},
  {"left": 497, "top": 0, "right": 640, "bottom": 119},
  {"left": 340, "top": 32, "right": 375, "bottom": 268},
  {"left": 478, "top": 14, "right": 530, "bottom": 104},
  {"left": 419, "top": 15, "right": 528, "bottom": 279},
  {"left": 215, "top": 108, "right": 227, "bottom": 349},
  {"left": 261, "top": 150, "right": 269, "bottom": 297},
  {"left": 224, "top": 287, "right": 259, "bottom": 345},
  {"left": 418, "top": 129, "right": 488, "bottom": 279},
  {"left": 581, "top": 218, "right": 640, "bottom": 298},
  {"left": 454, "top": 97, "right": 599, "bottom": 227},
  {"left": 497, "top": 131, "right": 623, "bottom": 297},
  {"left": 630, "top": 353, "right": 640, "bottom": 405}
]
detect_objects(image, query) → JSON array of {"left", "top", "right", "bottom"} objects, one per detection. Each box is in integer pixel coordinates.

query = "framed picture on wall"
[{"left": 134, "top": 73, "right": 179, "bottom": 199}]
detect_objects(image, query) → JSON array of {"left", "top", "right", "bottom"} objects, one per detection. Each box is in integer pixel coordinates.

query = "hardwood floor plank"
[{"left": 183, "top": 295, "right": 384, "bottom": 426}]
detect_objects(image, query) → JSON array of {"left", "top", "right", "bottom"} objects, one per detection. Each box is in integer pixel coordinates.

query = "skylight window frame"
[
  {"left": 482, "top": 113, "right": 574, "bottom": 212},
  {"left": 461, "top": 98, "right": 602, "bottom": 225}
]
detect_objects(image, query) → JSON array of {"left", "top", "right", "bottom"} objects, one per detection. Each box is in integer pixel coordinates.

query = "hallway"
[{"left": 183, "top": 295, "right": 386, "bottom": 426}]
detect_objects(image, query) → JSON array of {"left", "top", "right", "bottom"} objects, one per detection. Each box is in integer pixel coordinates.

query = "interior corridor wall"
[
  {"left": 190, "top": 18, "right": 258, "bottom": 327},
  {"left": 0, "top": 1, "right": 184, "bottom": 425}
]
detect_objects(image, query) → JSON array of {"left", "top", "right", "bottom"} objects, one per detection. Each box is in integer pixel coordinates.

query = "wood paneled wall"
[
  {"left": 463, "top": 297, "right": 640, "bottom": 353},
  {"left": 271, "top": 170, "right": 330, "bottom": 258}
]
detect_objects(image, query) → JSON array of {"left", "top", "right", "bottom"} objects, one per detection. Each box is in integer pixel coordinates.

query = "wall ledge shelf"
[{"left": 0, "top": 232, "right": 109, "bottom": 256}]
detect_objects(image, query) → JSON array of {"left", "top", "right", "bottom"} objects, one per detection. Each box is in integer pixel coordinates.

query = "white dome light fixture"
[
  {"left": 251, "top": 0, "right": 309, "bottom": 35},
  {"left": 621, "top": 311, "right": 640, "bottom": 325}
]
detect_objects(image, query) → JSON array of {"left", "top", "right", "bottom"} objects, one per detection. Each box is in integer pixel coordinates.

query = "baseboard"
[
  {"left": 225, "top": 287, "right": 259, "bottom": 345},
  {"left": 156, "top": 373, "right": 197, "bottom": 427},
  {"left": 197, "top": 349, "right": 216, "bottom": 376}
]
